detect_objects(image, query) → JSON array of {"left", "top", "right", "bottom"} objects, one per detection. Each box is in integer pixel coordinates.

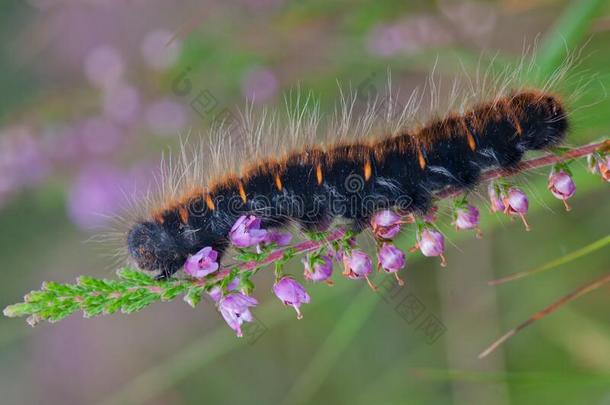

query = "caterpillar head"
[
  {"left": 513, "top": 91, "right": 568, "bottom": 150},
  {"left": 127, "top": 221, "right": 185, "bottom": 278}
]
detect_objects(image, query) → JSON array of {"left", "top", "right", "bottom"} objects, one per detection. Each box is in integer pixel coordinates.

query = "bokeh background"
[{"left": 1, "top": 0, "right": 609, "bottom": 404}]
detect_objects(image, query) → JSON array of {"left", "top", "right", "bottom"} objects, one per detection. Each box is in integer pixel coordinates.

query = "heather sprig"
[
  {"left": 3, "top": 140, "right": 608, "bottom": 336},
  {"left": 3, "top": 268, "right": 194, "bottom": 326}
]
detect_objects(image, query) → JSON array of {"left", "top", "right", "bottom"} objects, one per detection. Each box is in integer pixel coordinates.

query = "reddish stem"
[{"left": 436, "top": 140, "right": 608, "bottom": 199}]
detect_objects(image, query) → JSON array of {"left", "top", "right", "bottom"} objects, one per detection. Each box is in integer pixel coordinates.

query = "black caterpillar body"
[{"left": 127, "top": 90, "right": 568, "bottom": 278}]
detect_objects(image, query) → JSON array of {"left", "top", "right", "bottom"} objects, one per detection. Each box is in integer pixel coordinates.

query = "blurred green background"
[{"left": 0, "top": 0, "right": 609, "bottom": 404}]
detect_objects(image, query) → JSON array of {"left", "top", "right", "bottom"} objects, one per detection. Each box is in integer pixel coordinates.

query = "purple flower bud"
[
  {"left": 371, "top": 210, "right": 402, "bottom": 239},
  {"left": 207, "top": 286, "right": 223, "bottom": 303},
  {"left": 184, "top": 246, "right": 219, "bottom": 278},
  {"left": 263, "top": 231, "right": 292, "bottom": 246},
  {"left": 217, "top": 293, "right": 258, "bottom": 337},
  {"left": 229, "top": 215, "right": 268, "bottom": 248},
  {"left": 378, "top": 243, "right": 406, "bottom": 273},
  {"left": 417, "top": 229, "right": 446, "bottom": 266},
  {"left": 488, "top": 183, "right": 505, "bottom": 213},
  {"left": 207, "top": 278, "right": 239, "bottom": 302},
  {"left": 503, "top": 187, "right": 531, "bottom": 231},
  {"left": 548, "top": 170, "right": 576, "bottom": 210},
  {"left": 342, "top": 249, "right": 377, "bottom": 290},
  {"left": 303, "top": 254, "right": 333, "bottom": 283},
  {"left": 422, "top": 206, "right": 438, "bottom": 223},
  {"left": 342, "top": 250, "right": 373, "bottom": 279},
  {"left": 273, "top": 277, "right": 310, "bottom": 319},
  {"left": 454, "top": 204, "right": 480, "bottom": 230},
  {"left": 504, "top": 187, "right": 528, "bottom": 214}
]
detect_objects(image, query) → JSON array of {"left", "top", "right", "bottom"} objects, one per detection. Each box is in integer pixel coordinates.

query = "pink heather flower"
[
  {"left": 263, "top": 231, "right": 293, "bottom": 246},
  {"left": 371, "top": 210, "right": 402, "bottom": 239},
  {"left": 548, "top": 170, "right": 576, "bottom": 210},
  {"left": 273, "top": 277, "right": 310, "bottom": 319},
  {"left": 184, "top": 246, "right": 219, "bottom": 278},
  {"left": 504, "top": 187, "right": 529, "bottom": 214},
  {"left": 229, "top": 215, "right": 268, "bottom": 248},
  {"left": 378, "top": 243, "right": 406, "bottom": 273},
  {"left": 417, "top": 228, "right": 446, "bottom": 266},
  {"left": 488, "top": 183, "right": 505, "bottom": 213},
  {"left": 207, "top": 286, "right": 223, "bottom": 303},
  {"left": 342, "top": 250, "right": 377, "bottom": 290},
  {"left": 422, "top": 206, "right": 438, "bottom": 223},
  {"left": 218, "top": 293, "right": 258, "bottom": 337},
  {"left": 378, "top": 242, "right": 406, "bottom": 286},
  {"left": 503, "top": 187, "right": 530, "bottom": 231},
  {"left": 454, "top": 204, "right": 480, "bottom": 231},
  {"left": 303, "top": 254, "right": 333, "bottom": 283},
  {"left": 207, "top": 278, "right": 239, "bottom": 302},
  {"left": 342, "top": 250, "right": 373, "bottom": 279}
]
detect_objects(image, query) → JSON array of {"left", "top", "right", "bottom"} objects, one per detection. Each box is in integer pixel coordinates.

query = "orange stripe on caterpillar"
[
  {"left": 417, "top": 147, "right": 426, "bottom": 170},
  {"left": 238, "top": 181, "right": 247, "bottom": 203},
  {"left": 364, "top": 160, "right": 372, "bottom": 181},
  {"left": 316, "top": 164, "right": 323, "bottom": 184},
  {"left": 178, "top": 206, "right": 189, "bottom": 224},
  {"left": 205, "top": 194, "right": 215, "bottom": 210}
]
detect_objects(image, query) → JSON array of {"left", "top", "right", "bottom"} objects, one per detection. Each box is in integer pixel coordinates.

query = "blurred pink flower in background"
[
  {"left": 26, "top": 0, "right": 56, "bottom": 10},
  {"left": 79, "top": 117, "right": 124, "bottom": 156},
  {"left": 67, "top": 164, "right": 129, "bottom": 230},
  {"left": 84, "top": 45, "right": 124, "bottom": 89},
  {"left": 47, "top": 6, "right": 124, "bottom": 68},
  {"left": 439, "top": 0, "right": 497, "bottom": 41},
  {"left": 145, "top": 98, "right": 189, "bottom": 136},
  {"left": 241, "top": 67, "right": 279, "bottom": 103},
  {"left": 102, "top": 84, "right": 141, "bottom": 125},
  {"left": 0, "top": 126, "right": 49, "bottom": 207},
  {"left": 140, "top": 29, "right": 182, "bottom": 70},
  {"left": 67, "top": 161, "right": 160, "bottom": 231},
  {"left": 2, "top": 126, "right": 49, "bottom": 185},
  {"left": 41, "top": 124, "right": 82, "bottom": 164},
  {"left": 366, "top": 16, "right": 453, "bottom": 57},
  {"left": 242, "top": 0, "right": 286, "bottom": 11}
]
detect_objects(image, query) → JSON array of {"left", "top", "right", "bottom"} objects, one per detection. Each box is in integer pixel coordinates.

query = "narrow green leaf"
[
  {"left": 184, "top": 286, "right": 204, "bottom": 308},
  {"left": 536, "top": 0, "right": 607, "bottom": 76},
  {"left": 490, "top": 234, "right": 610, "bottom": 285}
]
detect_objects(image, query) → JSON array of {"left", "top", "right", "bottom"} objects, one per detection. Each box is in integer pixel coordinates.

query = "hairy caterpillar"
[{"left": 126, "top": 74, "right": 570, "bottom": 279}]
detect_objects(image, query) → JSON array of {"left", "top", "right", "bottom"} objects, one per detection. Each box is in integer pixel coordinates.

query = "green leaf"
[
  {"left": 536, "top": 0, "right": 607, "bottom": 76},
  {"left": 490, "top": 234, "right": 610, "bottom": 285},
  {"left": 117, "top": 268, "right": 157, "bottom": 285},
  {"left": 3, "top": 303, "right": 34, "bottom": 318},
  {"left": 161, "top": 285, "right": 187, "bottom": 301},
  {"left": 184, "top": 286, "right": 204, "bottom": 308}
]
